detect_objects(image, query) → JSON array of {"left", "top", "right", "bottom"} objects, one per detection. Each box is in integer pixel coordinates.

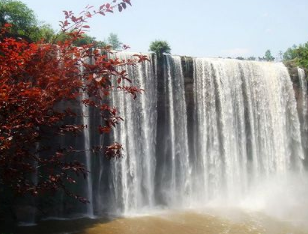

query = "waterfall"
[
  {"left": 192, "top": 58, "right": 304, "bottom": 204},
  {"left": 81, "top": 92, "right": 94, "bottom": 217},
  {"left": 80, "top": 57, "right": 94, "bottom": 218},
  {"left": 11, "top": 54, "right": 307, "bottom": 224},
  {"left": 110, "top": 52, "right": 157, "bottom": 215},
  {"left": 298, "top": 68, "right": 308, "bottom": 154},
  {"left": 298, "top": 68, "right": 308, "bottom": 129},
  {"left": 72, "top": 56, "right": 307, "bottom": 215},
  {"left": 159, "top": 55, "right": 191, "bottom": 207}
]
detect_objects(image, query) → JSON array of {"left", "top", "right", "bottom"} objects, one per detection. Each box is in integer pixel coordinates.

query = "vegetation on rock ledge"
[{"left": 149, "top": 40, "right": 171, "bottom": 58}]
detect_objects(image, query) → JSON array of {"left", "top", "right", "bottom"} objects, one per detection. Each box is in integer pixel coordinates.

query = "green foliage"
[
  {"left": 0, "top": 0, "right": 37, "bottom": 31},
  {"left": 0, "top": 0, "right": 112, "bottom": 47},
  {"left": 283, "top": 45, "right": 298, "bottom": 60},
  {"left": 1, "top": 0, "right": 36, "bottom": 40},
  {"left": 149, "top": 40, "right": 171, "bottom": 57},
  {"left": 296, "top": 43, "right": 308, "bottom": 69},
  {"left": 31, "top": 23, "right": 55, "bottom": 42},
  {"left": 247, "top": 56, "right": 256, "bottom": 61},
  {"left": 106, "top": 33, "right": 121, "bottom": 50},
  {"left": 74, "top": 34, "right": 96, "bottom": 46},
  {"left": 264, "top": 49, "right": 275, "bottom": 61},
  {"left": 283, "top": 43, "right": 308, "bottom": 71},
  {"left": 95, "top": 40, "right": 107, "bottom": 48},
  {"left": 74, "top": 34, "right": 107, "bottom": 47},
  {"left": 55, "top": 32, "right": 107, "bottom": 47},
  {"left": 0, "top": 0, "right": 56, "bottom": 42}
]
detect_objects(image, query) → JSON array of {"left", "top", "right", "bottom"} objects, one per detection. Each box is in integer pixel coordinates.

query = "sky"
[{"left": 20, "top": 0, "right": 308, "bottom": 58}]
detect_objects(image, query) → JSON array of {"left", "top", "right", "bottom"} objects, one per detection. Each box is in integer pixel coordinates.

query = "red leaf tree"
[{"left": 0, "top": 0, "right": 147, "bottom": 203}]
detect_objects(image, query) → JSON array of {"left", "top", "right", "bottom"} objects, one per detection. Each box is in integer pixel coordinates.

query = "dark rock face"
[
  {"left": 284, "top": 61, "right": 307, "bottom": 110},
  {"left": 284, "top": 61, "right": 301, "bottom": 84},
  {"left": 284, "top": 61, "right": 308, "bottom": 167}
]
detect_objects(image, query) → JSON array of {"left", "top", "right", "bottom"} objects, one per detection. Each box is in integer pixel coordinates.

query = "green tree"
[
  {"left": 264, "top": 49, "right": 275, "bottom": 61},
  {"left": 0, "top": 0, "right": 56, "bottom": 42},
  {"left": 296, "top": 43, "right": 308, "bottom": 69},
  {"left": 31, "top": 23, "right": 55, "bottom": 42},
  {"left": 74, "top": 34, "right": 108, "bottom": 47},
  {"left": 0, "top": 0, "right": 36, "bottom": 39},
  {"left": 74, "top": 34, "right": 96, "bottom": 46},
  {"left": 149, "top": 40, "right": 171, "bottom": 57},
  {"left": 95, "top": 40, "right": 107, "bottom": 48},
  {"left": 247, "top": 56, "right": 256, "bottom": 61},
  {"left": 283, "top": 43, "right": 308, "bottom": 71},
  {"left": 278, "top": 50, "right": 283, "bottom": 61},
  {"left": 283, "top": 45, "right": 298, "bottom": 61},
  {"left": 107, "top": 33, "right": 121, "bottom": 50}
]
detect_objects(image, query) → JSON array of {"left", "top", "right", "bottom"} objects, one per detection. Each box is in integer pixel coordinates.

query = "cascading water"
[
  {"left": 110, "top": 52, "right": 157, "bottom": 215},
  {"left": 298, "top": 68, "right": 308, "bottom": 155},
  {"left": 81, "top": 90, "right": 94, "bottom": 217},
  {"left": 11, "top": 54, "right": 307, "bottom": 227},
  {"left": 158, "top": 55, "right": 191, "bottom": 207},
  {"left": 64, "top": 56, "right": 307, "bottom": 216},
  {"left": 107, "top": 55, "right": 305, "bottom": 213},
  {"left": 192, "top": 59, "right": 304, "bottom": 205},
  {"left": 77, "top": 56, "right": 95, "bottom": 217}
]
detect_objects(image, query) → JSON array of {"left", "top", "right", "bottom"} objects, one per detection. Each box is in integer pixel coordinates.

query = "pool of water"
[{"left": 9, "top": 208, "right": 308, "bottom": 234}]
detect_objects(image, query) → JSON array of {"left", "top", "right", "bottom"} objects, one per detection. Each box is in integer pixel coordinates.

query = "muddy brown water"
[{"left": 6, "top": 209, "right": 308, "bottom": 234}]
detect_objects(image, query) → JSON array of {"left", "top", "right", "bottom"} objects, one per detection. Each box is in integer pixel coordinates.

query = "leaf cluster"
[
  {"left": 0, "top": 0, "right": 147, "bottom": 203},
  {"left": 283, "top": 43, "right": 308, "bottom": 71},
  {"left": 0, "top": 0, "right": 56, "bottom": 42},
  {"left": 149, "top": 40, "right": 171, "bottom": 57}
]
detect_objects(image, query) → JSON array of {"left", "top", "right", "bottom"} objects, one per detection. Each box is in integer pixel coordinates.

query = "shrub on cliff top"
[{"left": 149, "top": 40, "right": 171, "bottom": 57}]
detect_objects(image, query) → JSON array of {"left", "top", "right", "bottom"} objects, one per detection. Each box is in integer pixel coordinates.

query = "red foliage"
[{"left": 0, "top": 0, "right": 144, "bottom": 202}]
